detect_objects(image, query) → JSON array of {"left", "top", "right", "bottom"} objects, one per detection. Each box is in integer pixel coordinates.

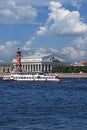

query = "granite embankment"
[
  {"left": 0, "top": 73, "right": 87, "bottom": 78},
  {"left": 57, "top": 73, "right": 87, "bottom": 78},
  {"left": 0, "top": 73, "right": 10, "bottom": 78}
]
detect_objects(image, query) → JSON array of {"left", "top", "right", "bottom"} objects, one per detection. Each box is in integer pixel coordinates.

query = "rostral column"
[{"left": 16, "top": 48, "right": 22, "bottom": 71}]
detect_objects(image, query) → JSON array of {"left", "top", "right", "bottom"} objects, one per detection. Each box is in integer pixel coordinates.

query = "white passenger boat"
[{"left": 3, "top": 72, "right": 61, "bottom": 82}]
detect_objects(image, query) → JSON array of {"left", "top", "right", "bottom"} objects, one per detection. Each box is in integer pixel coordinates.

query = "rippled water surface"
[{"left": 0, "top": 78, "right": 87, "bottom": 130}]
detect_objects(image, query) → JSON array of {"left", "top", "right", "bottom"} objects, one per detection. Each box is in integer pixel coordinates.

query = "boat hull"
[
  {"left": 3, "top": 74, "right": 61, "bottom": 82},
  {"left": 3, "top": 78, "right": 61, "bottom": 82}
]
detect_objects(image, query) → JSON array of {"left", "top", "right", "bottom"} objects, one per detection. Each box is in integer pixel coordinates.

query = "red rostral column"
[{"left": 16, "top": 48, "right": 22, "bottom": 71}]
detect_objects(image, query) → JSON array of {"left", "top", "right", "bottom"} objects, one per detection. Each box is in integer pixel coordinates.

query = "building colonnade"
[{"left": 21, "top": 63, "right": 53, "bottom": 73}]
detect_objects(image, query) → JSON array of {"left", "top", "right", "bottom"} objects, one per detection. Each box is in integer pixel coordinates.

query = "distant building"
[
  {"left": 0, "top": 62, "right": 12, "bottom": 73},
  {"left": 73, "top": 61, "right": 87, "bottom": 66},
  {"left": 12, "top": 53, "right": 68, "bottom": 73}
]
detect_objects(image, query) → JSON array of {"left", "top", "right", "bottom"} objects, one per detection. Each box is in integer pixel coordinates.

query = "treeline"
[{"left": 52, "top": 66, "right": 87, "bottom": 73}]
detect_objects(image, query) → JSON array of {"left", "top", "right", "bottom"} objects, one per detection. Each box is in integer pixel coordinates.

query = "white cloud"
[
  {"left": 0, "top": 0, "right": 84, "bottom": 22},
  {"left": 35, "top": 47, "right": 46, "bottom": 53},
  {"left": 12, "top": 0, "right": 85, "bottom": 7},
  {"left": 0, "top": 0, "right": 15, "bottom": 7},
  {"left": 22, "top": 36, "right": 37, "bottom": 51},
  {"left": 61, "top": 37, "right": 87, "bottom": 60},
  {"left": 5, "top": 0, "right": 16, "bottom": 6},
  {"left": 73, "top": 36, "right": 87, "bottom": 49},
  {"left": 22, "top": 40, "right": 33, "bottom": 51},
  {"left": 0, "top": 0, "right": 37, "bottom": 24},
  {"left": 49, "top": 48, "right": 59, "bottom": 53},
  {"left": 62, "top": 47, "right": 78, "bottom": 59},
  {"left": 22, "top": 26, "right": 47, "bottom": 51},
  {"left": 0, "top": 41, "right": 20, "bottom": 60},
  {"left": 36, "top": 26, "right": 47, "bottom": 37},
  {"left": 71, "top": 1, "right": 81, "bottom": 9},
  {"left": 47, "top": 1, "right": 87, "bottom": 35}
]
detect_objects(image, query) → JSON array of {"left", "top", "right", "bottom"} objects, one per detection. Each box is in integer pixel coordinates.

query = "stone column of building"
[
  {"left": 40, "top": 64, "right": 42, "bottom": 72},
  {"left": 33, "top": 64, "right": 35, "bottom": 72},
  {"left": 31, "top": 64, "right": 32, "bottom": 72},
  {"left": 21, "top": 65, "right": 23, "bottom": 70},
  {"left": 35, "top": 64, "right": 37, "bottom": 72},
  {"left": 29, "top": 65, "right": 31, "bottom": 72},
  {"left": 47, "top": 65, "right": 49, "bottom": 72},
  {"left": 32, "top": 64, "right": 34, "bottom": 72},
  {"left": 26, "top": 65, "right": 29, "bottom": 72},
  {"left": 28, "top": 64, "right": 30, "bottom": 72},
  {"left": 34, "top": 65, "right": 36, "bottom": 72},
  {"left": 32, "top": 64, "right": 33, "bottom": 72},
  {"left": 14, "top": 64, "right": 16, "bottom": 69},
  {"left": 37, "top": 64, "right": 39, "bottom": 72},
  {"left": 43, "top": 64, "right": 46, "bottom": 72},
  {"left": 50, "top": 65, "right": 52, "bottom": 71},
  {"left": 35, "top": 64, "right": 36, "bottom": 72}
]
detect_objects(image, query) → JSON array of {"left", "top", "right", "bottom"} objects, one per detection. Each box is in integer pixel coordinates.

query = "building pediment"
[{"left": 42, "top": 54, "right": 64, "bottom": 62}]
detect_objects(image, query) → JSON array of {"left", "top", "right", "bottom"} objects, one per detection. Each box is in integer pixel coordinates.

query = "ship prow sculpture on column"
[{"left": 2, "top": 48, "right": 61, "bottom": 82}]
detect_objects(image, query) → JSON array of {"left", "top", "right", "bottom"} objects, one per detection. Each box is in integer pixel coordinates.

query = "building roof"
[
  {"left": 23, "top": 53, "right": 64, "bottom": 62},
  {"left": 24, "top": 53, "right": 51, "bottom": 59},
  {"left": 13, "top": 53, "right": 65, "bottom": 63}
]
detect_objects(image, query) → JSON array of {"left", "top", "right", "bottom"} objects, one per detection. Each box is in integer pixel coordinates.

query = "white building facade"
[{"left": 12, "top": 53, "right": 65, "bottom": 73}]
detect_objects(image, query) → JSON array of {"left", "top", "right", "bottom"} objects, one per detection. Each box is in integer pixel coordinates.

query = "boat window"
[
  {"left": 55, "top": 76, "right": 59, "bottom": 79},
  {"left": 38, "top": 76, "right": 40, "bottom": 79}
]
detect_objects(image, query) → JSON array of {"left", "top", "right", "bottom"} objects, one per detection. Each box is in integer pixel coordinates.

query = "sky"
[{"left": 0, "top": 0, "right": 87, "bottom": 62}]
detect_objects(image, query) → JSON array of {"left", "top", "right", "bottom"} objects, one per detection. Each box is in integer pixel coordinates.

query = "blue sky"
[{"left": 0, "top": 0, "right": 87, "bottom": 62}]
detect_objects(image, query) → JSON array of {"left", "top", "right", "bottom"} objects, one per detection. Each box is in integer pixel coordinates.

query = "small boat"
[{"left": 3, "top": 72, "right": 61, "bottom": 82}]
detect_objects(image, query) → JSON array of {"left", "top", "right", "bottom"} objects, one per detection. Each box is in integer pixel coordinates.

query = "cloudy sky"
[{"left": 0, "top": 0, "right": 87, "bottom": 62}]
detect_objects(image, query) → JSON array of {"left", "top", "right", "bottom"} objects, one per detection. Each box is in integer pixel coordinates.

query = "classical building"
[{"left": 12, "top": 53, "right": 67, "bottom": 73}]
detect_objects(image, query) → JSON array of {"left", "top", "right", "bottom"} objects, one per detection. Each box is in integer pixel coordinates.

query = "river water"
[{"left": 0, "top": 78, "right": 87, "bottom": 130}]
